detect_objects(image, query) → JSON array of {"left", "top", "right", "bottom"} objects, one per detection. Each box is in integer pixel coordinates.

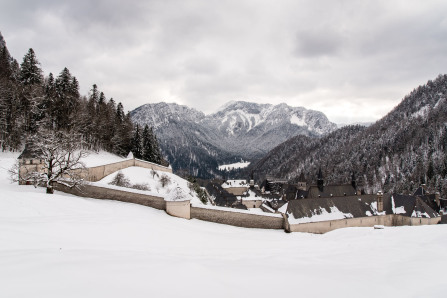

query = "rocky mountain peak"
[
  {"left": 131, "top": 102, "right": 204, "bottom": 129},
  {"left": 131, "top": 100, "right": 337, "bottom": 178}
]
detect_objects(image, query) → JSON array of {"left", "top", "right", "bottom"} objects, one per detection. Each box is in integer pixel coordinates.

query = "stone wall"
[
  {"left": 166, "top": 200, "right": 191, "bottom": 219},
  {"left": 86, "top": 158, "right": 172, "bottom": 182},
  {"left": 18, "top": 165, "right": 44, "bottom": 185},
  {"left": 286, "top": 214, "right": 441, "bottom": 234},
  {"left": 241, "top": 199, "right": 263, "bottom": 209},
  {"left": 191, "top": 206, "right": 284, "bottom": 229},
  {"left": 54, "top": 182, "right": 166, "bottom": 210},
  {"left": 53, "top": 181, "right": 441, "bottom": 234}
]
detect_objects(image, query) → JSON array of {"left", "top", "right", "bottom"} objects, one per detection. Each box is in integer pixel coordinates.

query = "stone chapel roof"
[{"left": 18, "top": 143, "right": 43, "bottom": 159}]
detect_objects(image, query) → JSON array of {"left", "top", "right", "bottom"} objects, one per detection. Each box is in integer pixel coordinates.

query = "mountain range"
[
  {"left": 248, "top": 74, "right": 447, "bottom": 198},
  {"left": 131, "top": 101, "right": 337, "bottom": 178}
]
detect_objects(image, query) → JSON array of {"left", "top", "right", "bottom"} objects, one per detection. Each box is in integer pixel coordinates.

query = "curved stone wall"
[{"left": 86, "top": 158, "right": 172, "bottom": 182}]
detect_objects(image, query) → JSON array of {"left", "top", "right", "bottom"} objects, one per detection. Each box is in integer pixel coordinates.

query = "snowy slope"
[
  {"left": 218, "top": 161, "right": 250, "bottom": 170},
  {"left": 1, "top": 153, "right": 447, "bottom": 298},
  {"left": 80, "top": 150, "right": 132, "bottom": 167},
  {"left": 94, "top": 166, "right": 203, "bottom": 204}
]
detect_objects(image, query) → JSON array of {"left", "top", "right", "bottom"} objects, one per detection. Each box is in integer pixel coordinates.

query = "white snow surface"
[
  {"left": 290, "top": 114, "right": 306, "bottom": 126},
  {"left": 412, "top": 210, "right": 431, "bottom": 218},
  {"left": 218, "top": 161, "right": 251, "bottom": 171},
  {"left": 95, "top": 166, "right": 200, "bottom": 203},
  {"left": 80, "top": 150, "right": 132, "bottom": 167},
  {"left": 1, "top": 152, "right": 447, "bottom": 298}
]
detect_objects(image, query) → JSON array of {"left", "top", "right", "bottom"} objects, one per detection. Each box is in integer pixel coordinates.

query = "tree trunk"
[{"left": 46, "top": 183, "right": 54, "bottom": 194}]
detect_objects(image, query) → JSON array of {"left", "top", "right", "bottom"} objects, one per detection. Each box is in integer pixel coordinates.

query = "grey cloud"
[
  {"left": 1, "top": 0, "right": 447, "bottom": 124},
  {"left": 294, "top": 29, "right": 344, "bottom": 58}
]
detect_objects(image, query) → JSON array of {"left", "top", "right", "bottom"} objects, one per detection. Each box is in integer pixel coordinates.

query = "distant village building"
[
  {"left": 17, "top": 144, "right": 45, "bottom": 185},
  {"left": 221, "top": 179, "right": 249, "bottom": 196},
  {"left": 248, "top": 169, "right": 442, "bottom": 232},
  {"left": 284, "top": 190, "right": 441, "bottom": 233},
  {"left": 280, "top": 170, "right": 441, "bottom": 233},
  {"left": 203, "top": 180, "right": 247, "bottom": 209}
]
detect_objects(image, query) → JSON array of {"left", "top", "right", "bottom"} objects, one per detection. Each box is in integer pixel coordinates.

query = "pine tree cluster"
[
  {"left": 0, "top": 33, "right": 164, "bottom": 165},
  {"left": 131, "top": 123, "right": 166, "bottom": 165}
]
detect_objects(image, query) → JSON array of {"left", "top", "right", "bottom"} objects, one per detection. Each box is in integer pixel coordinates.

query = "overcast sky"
[{"left": 1, "top": 0, "right": 446, "bottom": 124}]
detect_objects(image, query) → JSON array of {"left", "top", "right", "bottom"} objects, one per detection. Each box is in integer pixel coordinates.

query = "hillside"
[
  {"left": 131, "top": 101, "right": 336, "bottom": 178},
  {"left": 1, "top": 152, "right": 447, "bottom": 298},
  {"left": 249, "top": 75, "right": 447, "bottom": 197}
]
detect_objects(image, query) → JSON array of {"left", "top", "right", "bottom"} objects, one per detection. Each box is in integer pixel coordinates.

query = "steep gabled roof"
[
  {"left": 417, "top": 194, "right": 438, "bottom": 211},
  {"left": 18, "top": 143, "right": 43, "bottom": 159},
  {"left": 411, "top": 197, "right": 439, "bottom": 218},
  {"left": 286, "top": 192, "right": 441, "bottom": 225},
  {"left": 204, "top": 180, "right": 238, "bottom": 207},
  {"left": 283, "top": 184, "right": 299, "bottom": 200},
  {"left": 307, "top": 184, "right": 358, "bottom": 199},
  {"left": 286, "top": 194, "right": 391, "bottom": 224},
  {"left": 413, "top": 186, "right": 427, "bottom": 196},
  {"left": 265, "top": 199, "right": 286, "bottom": 211},
  {"left": 391, "top": 194, "right": 439, "bottom": 218}
]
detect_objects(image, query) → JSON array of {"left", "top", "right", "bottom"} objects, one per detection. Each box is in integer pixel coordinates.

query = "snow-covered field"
[
  {"left": 218, "top": 161, "right": 250, "bottom": 171},
  {"left": 1, "top": 152, "right": 447, "bottom": 297}
]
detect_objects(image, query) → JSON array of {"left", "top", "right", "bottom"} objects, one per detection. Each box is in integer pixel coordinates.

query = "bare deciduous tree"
[
  {"left": 10, "top": 129, "right": 88, "bottom": 194},
  {"left": 109, "top": 171, "right": 130, "bottom": 187},
  {"left": 159, "top": 174, "right": 171, "bottom": 188}
]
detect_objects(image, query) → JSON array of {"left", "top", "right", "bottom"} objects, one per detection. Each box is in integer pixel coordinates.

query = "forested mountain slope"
[{"left": 250, "top": 75, "right": 447, "bottom": 197}]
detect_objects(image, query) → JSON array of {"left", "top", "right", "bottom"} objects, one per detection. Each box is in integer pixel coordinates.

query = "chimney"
[
  {"left": 297, "top": 173, "right": 307, "bottom": 191},
  {"left": 435, "top": 192, "right": 440, "bottom": 208},
  {"left": 377, "top": 191, "right": 383, "bottom": 213}
]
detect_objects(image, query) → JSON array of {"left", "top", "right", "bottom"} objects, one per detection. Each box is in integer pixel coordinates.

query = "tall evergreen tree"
[
  {"left": 142, "top": 124, "right": 153, "bottom": 161},
  {"left": 19, "top": 48, "right": 44, "bottom": 134},
  {"left": 19, "top": 48, "right": 43, "bottom": 86},
  {"left": 0, "top": 40, "right": 20, "bottom": 150},
  {"left": 151, "top": 129, "right": 163, "bottom": 164},
  {"left": 131, "top": 124, "right": 142, "bottom": 159}
]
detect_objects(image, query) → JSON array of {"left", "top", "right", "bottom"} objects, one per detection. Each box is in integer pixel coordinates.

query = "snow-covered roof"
[
  {"left": 286, "top": 193, "right": 440, "bottom": 224},
  {"left": 239, "top": 189, "right": 263, "bottom": 201},
  {"left": 221, "top": 180, "right": 248, "bottom": 189}
]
